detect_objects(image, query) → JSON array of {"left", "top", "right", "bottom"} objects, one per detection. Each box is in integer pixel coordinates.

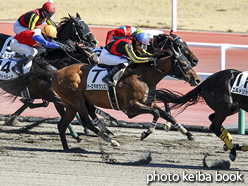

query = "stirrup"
[
  {"left": 102, "top": 77, "right": 114, "bottom": 86},
  {"left": 12, "top": 65, "right": 23, "bottom": 76}
]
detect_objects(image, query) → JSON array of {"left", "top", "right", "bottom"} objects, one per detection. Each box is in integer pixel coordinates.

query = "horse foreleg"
[
  {"left": 28, "top": 99, "right": 49, "bottom": 108},
  {"left": 75, "top": 112, "right": 93, "bottom": 136},
  {"left": 53, "top": 100, "right": 83, "bottom": 142},
  {"left": 57, "top": 105, "right": 77, "bottom": 151},
  {"left": 210, "top": 122, "right": 236, "bottom": 161},
  {"left": 221, "top": 126, "right": 233, "bottom": 151},
  {"left": 85, "top": 100, "right": 114, "bottom": 135},
  {"left": 126, "top": 103, "right": 160, "bottom": 141},
  {"left": 77, "top": 104, "right": 119, "bottom": 147},
  {"left": 4, "top": 100, "right": 32, "bottom": 126},
  {"left": 154, "top": 104, "right": 195, "bottom": 140},
  {"left": 95, "top": 107, "right": 119, "bottom": 126},
  {"left": 163, "top": 102, "right": 173, "bottom": 132}
]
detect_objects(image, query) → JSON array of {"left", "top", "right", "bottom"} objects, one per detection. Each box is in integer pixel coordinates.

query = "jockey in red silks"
[
  {"left": 100, "top": 32, "right": 155, "bottom": 86},
  {"left": 13, "top": 2, "right": 57, "bottom": 34},
  {"left": 10, "top": 25, "right": 65, "bottom": 76},
  {"left": 105, "top": 25, "right": 139, "bottom": 45}
]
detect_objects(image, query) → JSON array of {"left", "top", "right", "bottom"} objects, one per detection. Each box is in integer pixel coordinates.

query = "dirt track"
[{"left": 0, "top": 121, "right": 248, "bottom": 186}]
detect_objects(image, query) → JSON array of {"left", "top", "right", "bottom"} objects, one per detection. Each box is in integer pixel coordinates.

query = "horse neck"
[
  {"left": 57, "top": 23, "right": 73, "bottom": 41},
  {"left": 134, "top": 56, "right": 172, "bottom": 88}
]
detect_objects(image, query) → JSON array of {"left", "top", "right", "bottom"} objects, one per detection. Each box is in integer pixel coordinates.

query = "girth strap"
[{"left": 107, "top": 86, "right": 120, "bottom": 110}]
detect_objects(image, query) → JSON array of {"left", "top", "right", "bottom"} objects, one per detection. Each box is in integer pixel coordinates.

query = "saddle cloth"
[
  {"left": 86, "top": 65, "right": 125, "bottom": 90},
  {"left": 0, "top": 58, "right": 32, "bottom": 80},
  {"left": 231, "top": 71, "right": 248, "bottom": 96},
  {"left": 0, "top": 36, "right": 16, "bottom": 59}
]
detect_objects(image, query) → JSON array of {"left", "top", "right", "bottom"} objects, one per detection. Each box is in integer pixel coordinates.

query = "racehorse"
[
  {"left": 6, "top": 41, "right": 201, "bottom": 150},
  {"left": 146, "top": 30, "right": 199, "bottom": 132},
  {"left": 0, "top": 14, "right": 114, "bottom": 139},
  {"left": 149, "top": 69, "right": 248, "bottom": 161}
]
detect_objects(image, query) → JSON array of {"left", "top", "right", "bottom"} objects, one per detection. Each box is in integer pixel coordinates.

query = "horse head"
[
  {"left": 57, "top": 13, "right": 98, "bottom": 48},
  {"left": 168, "top": 41, "right": 201, "bottom": 86},
  {"left": 151, "top": 31, "right": 199, "bottom": 67}
]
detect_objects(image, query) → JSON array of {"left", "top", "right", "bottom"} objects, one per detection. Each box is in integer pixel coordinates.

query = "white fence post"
[
  {"left": 172, "top": 0, "right": 177, "bottom": 32},
  {"left": 48, "top": 0, "right": 54, "bottom": 20}
]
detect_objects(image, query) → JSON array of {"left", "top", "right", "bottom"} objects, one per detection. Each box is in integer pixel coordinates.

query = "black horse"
[
  {"left": 0, "top": 14, "right": 115, "bottom": 139},
  {"left": 56, "top": 13, "right": 98, "bottom": 47},
  {"left": 150, "top": 69, "right": 248, "bottom": 162}
]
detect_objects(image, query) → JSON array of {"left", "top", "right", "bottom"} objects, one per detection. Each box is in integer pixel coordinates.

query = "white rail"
[
  {"left": 188, "top": 42, "right": 248, "bottom": 72},
  {"left": 164, "top": 42, "right": 248, "bottom": 81}
]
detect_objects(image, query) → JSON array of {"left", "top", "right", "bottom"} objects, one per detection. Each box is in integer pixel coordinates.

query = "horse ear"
[
  {"left": 169, "top": 30, "right": 173, "bottom": 35},
  {"left": 68, "top": 14, "right": 72, "bottom": 19},
  {"left": 76, "top": 13, "right": 81, "bottom": 19}
]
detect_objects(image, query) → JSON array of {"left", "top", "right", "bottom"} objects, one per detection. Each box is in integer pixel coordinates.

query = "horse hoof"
[
  {"left": 229, "top": 148, "right": 236, "bottom": 162},
  {"left": 75, "top": 136, "right": 83, "bottom": 143},
  {"left": 111, "top": 140, "right": 120, "bottom": 147},
  {"left": 188, "top": 136, "right": 196, "bottom": 140},
  {"left": 240, "top": 145, "right": 248, "bottom": 151},
  {"left": 223, "top": 144, "right": 229, "bottom": 151},
  {"left": 186, "top": 132, "right": 196, "bottom": 140},
  {"left": 84, "top": 129, "right": 93, "bottom": 136},
  {"left": 140, "top": 132, "right": 150, "bottom": 141},
  {"left": 164, "top": 122, "right": 172, "bottom": 132}
]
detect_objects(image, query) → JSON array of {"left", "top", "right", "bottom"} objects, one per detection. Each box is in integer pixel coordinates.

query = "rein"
[{"left": 62, "top": 48, "right": 95, "bottom": 65}]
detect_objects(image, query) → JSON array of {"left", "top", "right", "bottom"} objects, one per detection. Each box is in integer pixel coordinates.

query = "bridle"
[
  {"left": 72, "top": 18, "right": 94, "bottom": 47},
  {"left": 152, "top": 40, "right": 193, "bottom": 82}
]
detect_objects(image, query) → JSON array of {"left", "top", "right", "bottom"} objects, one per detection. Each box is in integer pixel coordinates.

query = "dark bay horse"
[
  {"left": 146, "top": 30, "right": 199, "bottom": 132},
  {"left": 150, "top": 69, "right": 248, "bottom": 161},
  {"left": 9, "top": 42, "right": 201, "bottom": 150},
  {"left": 148, "top": 30, "right": 199, "bottom": 67}
]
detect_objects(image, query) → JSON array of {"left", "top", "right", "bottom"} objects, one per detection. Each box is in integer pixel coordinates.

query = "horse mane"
[
  {"left": 57, "top": 16, "right": 74, "bottom": 33},
  {"left": 152, "top": 34, "right": 167, "bottom": 47},
  {"left": 153, "top": 48, "right": 171, "bottom": 59}
]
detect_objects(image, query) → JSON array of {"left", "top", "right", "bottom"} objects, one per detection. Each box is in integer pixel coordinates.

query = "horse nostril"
[{"left": 196, "top": 79, "right": 202, "bottom": 84}]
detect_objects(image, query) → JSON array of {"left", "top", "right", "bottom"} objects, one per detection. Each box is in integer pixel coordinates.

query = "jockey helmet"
[
  {"left": 132, "top": 29, "right": 147, "bottom": 37},
  {"left": 134, "top": 32, "right": 150, "bottom": 45},
  {"left": 42, "top": 25, "right": 57, "bottom": 38},
  {"left": 42, "top": 2, "right": 56, "bottom": 17}
]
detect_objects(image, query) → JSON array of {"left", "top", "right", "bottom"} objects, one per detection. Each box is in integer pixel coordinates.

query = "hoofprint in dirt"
[{"left": 0, "top": 121, "right": 247, "bottom": 186}]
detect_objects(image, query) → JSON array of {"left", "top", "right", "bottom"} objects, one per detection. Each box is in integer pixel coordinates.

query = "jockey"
[
  {"left": 105, "top": 25, "right": 138, "bottom": 45},
  {"left": 10, "top": 25, "right": 64, "bottom": 76},
  {"left": 100, "top": 32, "right": 155, "bottom": 86},
  {"left": 13, "top": 2, "right": 57, "bottom": 34}
]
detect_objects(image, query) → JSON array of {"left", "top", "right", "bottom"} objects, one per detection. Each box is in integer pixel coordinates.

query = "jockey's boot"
[
  {"left": 11, "top": 55, "right": 31, "bottom": 76},
  {"left": 102, "top": 63, "right": 125, "bottom": 86}
]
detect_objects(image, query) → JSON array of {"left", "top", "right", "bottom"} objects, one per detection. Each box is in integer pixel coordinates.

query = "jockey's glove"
[
  {"left": 59, "top": 44, "right": 67, "bottom": 50},
  {"left": 148, "top": 57, "right": 157, "bottom": 64}
]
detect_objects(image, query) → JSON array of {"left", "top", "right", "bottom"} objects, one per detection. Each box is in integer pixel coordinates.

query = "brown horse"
[
  {"left": 50, "top": 43, "right": 201, "bottom": 150},
  {"left": 1, "top": 39, "right": 201, "bottom": 150}
]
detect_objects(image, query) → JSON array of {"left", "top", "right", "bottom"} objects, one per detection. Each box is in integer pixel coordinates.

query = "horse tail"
[
  {"left": 149, "top": 83, "right": 203, "bottom": 115},
  {"left": 0, "top": 70, "right": 56, "bottom": 97}
]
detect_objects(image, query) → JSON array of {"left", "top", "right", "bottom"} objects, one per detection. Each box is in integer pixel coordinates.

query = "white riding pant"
[
  {"left": 10, "top": 38, "right": 46, "bottom": 58},
  {"left": 13, "top": 21, "right": 33, "bottom": 34},
  {"left": 99, "top": 48, "right": 129, "bottom": 66}
]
